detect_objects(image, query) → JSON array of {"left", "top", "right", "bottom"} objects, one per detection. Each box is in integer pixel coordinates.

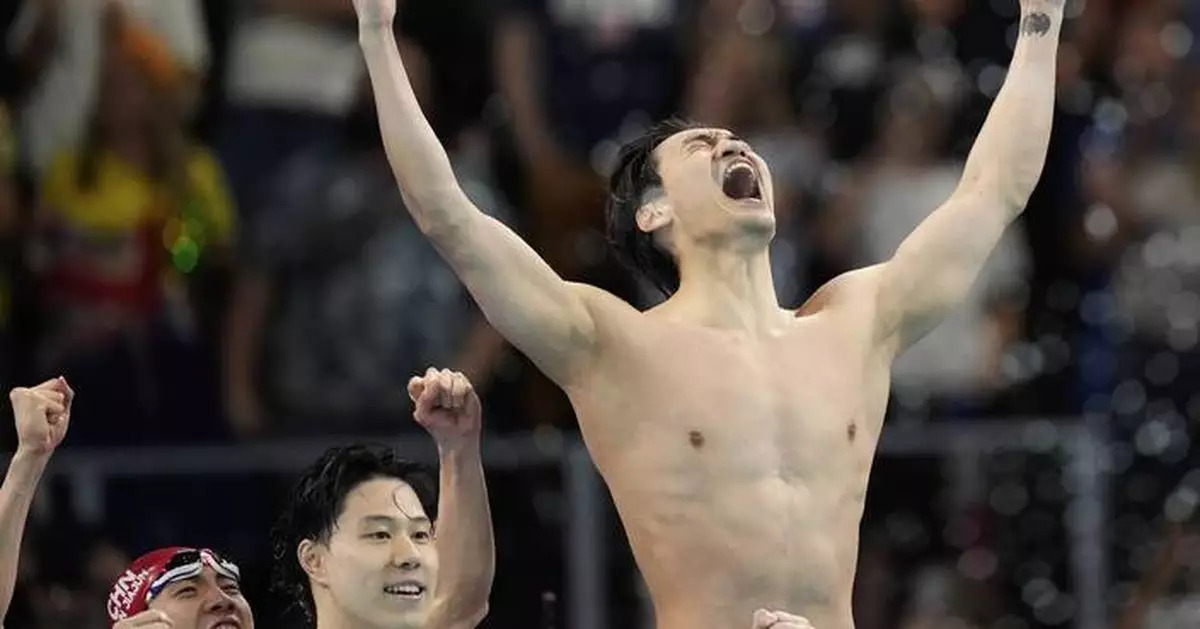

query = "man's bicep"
[
  {"left": 441, "top": 212, "right": 598, "bottom": 385},
  {"left": 876, "top": 191, "right": 1014, "bottom": 352}
]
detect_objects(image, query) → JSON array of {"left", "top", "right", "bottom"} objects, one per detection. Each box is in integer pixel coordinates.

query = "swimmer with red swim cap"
[
  {"left": 106, "top": 546, "right": 252, "bottom": 629},
  {"left": 0, "top": 380, "right": 253, "bottom": 629}
]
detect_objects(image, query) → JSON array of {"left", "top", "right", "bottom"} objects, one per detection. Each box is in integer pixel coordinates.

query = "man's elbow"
[
  {"left": 404, "top": 186, "right": 473, "bottom": 237},
  {"left": 954, "top": 170, "right": 1037, "bottom": 218}
]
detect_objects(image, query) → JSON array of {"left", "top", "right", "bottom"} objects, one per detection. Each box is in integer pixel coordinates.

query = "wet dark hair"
[
  {"left": 269, "top": 444, "right": 437, "bottom": 625},
  {"left": 606, "top": 118, "right": 704, "bottom": 297}
]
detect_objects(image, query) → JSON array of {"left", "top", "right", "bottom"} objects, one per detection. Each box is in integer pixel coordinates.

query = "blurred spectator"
[
  {"left": 1097, "top": 76, "right": 1200, "bottom": 355},
  {"left": 831, "top": 63, "right": 1032, "bottom": 416},
  {"left": 6, "top": 0, "right": 209, "bottom": 177},
  {"left": 494, "top": 0, "right": 687, "bottom": 290},
  {"left": 214, "top": 0, "right": 363, "bottom": 221},
  {"left": 788, "top": 0, "right": 906, "bottom": 161},
  {"left": 30, "top": 19, "right": 233, "bottom": 445},
  {"left": 223, "top": 64, "right": 510, "bottom": 438}
]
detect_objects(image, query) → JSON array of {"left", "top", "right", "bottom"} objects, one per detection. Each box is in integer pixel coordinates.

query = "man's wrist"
[
  {"left": 1019, "top": 1, "right": 1065, "bottom": 17},
  {"left": 437, "top": 438, "right": 482, "bottom": 462},
  {"left": 10, "top": 446, "right": 52, "bottom": 474},
  {"left": 357, "top": 21, "right": 394, "bottom": 39}
]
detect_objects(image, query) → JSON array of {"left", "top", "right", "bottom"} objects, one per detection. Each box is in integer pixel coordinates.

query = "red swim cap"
[{"left": 107, "top": 547, "right": 241, "bottom": 622}]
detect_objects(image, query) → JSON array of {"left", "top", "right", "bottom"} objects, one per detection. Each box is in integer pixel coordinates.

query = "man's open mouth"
[{"left": 720, "top": 160, "right": 763, "bottom": 202}]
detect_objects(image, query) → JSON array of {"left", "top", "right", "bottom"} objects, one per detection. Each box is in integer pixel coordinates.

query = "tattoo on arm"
[{"left": 1021, "top": 12, "right": 1054, "bottom": 36}]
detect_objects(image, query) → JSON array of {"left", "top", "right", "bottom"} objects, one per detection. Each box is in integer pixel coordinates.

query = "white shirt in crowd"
[{"left": 7, "top": 0, "right": 209, "bottom": 175}]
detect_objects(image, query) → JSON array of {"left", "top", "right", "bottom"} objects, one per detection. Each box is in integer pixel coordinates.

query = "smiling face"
[
  {"left": 309, "top": 477, "right": 440, "bottom": 629},
  {"left": 148, "top": 566, "right": 254, "bottom": 629},
  {"left": 644, "top": 127, "right": 776, "bottom": 252}
]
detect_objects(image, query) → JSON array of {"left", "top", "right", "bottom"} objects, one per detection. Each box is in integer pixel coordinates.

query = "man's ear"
[
  {"left": 297, "top": 539, "right": 329, "bottom": 587},
  {"left": 636, "top": 193, "right": 672, "bottom": 233}
]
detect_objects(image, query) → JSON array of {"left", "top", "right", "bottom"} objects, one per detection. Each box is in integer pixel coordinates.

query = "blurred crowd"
[{"left": 0, "top": 0, "right": 1197, "bottom": 627}]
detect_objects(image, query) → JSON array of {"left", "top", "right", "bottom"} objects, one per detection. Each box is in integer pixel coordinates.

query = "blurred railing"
[{"left": 6, "top": 418, "right": 1108, "bottom": 629}]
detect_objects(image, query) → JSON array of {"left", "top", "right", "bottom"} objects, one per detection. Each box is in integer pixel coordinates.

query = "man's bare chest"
[{"left": 575, "top": 324, "right": 885, "bottom": 478}]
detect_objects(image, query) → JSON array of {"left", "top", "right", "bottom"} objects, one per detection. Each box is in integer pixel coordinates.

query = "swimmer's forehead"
[
  {"left": 341, "top": 477, "right": 429, "bottom": 523},
  {"left": 656, "top": 127, "right": 737, "bottom": 154}
]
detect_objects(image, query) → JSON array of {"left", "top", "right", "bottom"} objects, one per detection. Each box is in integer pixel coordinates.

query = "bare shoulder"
[
  {"left": 566, "top": 281, "right": 643, "bottom": 319},
  {"left": 797, "top": 265, "right": 886, "bottom": 317}
]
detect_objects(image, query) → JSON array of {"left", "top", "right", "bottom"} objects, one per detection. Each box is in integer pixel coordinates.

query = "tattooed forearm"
[{"left": 1020, "top": 12, "right": 1054, "bottom": 36}]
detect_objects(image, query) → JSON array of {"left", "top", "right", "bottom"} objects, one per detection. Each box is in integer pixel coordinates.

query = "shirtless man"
[{"left": 352, "top": 0, "right": 1061, "bottom": 627}]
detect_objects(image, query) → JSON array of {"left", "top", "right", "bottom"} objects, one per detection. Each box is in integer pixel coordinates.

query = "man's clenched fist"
[
  {"left": 407, "top": 368, "right": 482, "bottom": 450},
  {"left": 10, "top": 377, "right": 73, "bottom": 456}
]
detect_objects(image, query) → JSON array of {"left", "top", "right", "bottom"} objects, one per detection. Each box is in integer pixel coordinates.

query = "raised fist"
[
  {"left": 10, "top": 377, "right": 73, "bottom": 456},
  {"left": 752, "top": 609, "right": 814, "bottom": 629},
  {"left": 407, "top": 368, "right": 481, "bottom": 449},
  {"left": 113, "top": 609, "right": 174, "bottom": 629},
  {"left": 352, "top": 0, "right": 396, "bottom": 28}
]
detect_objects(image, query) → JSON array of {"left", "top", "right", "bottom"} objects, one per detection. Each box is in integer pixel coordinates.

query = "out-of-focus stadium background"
[{"left": 0, "top": 0, "right": 1197, "bottom": 627}]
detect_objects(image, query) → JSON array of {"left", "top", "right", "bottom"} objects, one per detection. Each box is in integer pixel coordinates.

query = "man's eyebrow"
[{"left": 360, "top": 514, "right": 431, "bottom": 525}]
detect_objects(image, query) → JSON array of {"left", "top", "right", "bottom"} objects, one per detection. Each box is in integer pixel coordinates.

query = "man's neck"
[
  {"left": 314, "top": 601, "right": 404, "bottom": 629},
  {"left": 314, "top": 607, "right": 357, "bottom": 629},
  {"left": 665, "top": 247, "right": 788, "bottom": 333}
]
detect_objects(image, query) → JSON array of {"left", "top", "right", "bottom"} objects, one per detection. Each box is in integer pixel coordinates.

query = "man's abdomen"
[{"left": 613, "top": 474, "right": 861, "bottom": 629}]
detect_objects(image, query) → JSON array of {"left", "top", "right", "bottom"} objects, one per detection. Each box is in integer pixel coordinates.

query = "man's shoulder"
[
  {"left": 566, "top": 282, "right": 641, "bottom": 321},
  {"left": 796, "top": 265, "right": 886, "bottom": 318}
]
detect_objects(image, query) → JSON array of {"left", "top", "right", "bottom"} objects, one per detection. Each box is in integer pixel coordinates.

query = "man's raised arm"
[
  {"left": 1, "top": 379, "right": 73, "bottom": 628},
  {"left": 353, "top": 0, "right": 596, "bottom": 384},
  {"left": 873, "top": 0, "right": 1062, "bottom": 354},
  {"left": 408, "top": 369, "right": 493, "bottom": 629}
]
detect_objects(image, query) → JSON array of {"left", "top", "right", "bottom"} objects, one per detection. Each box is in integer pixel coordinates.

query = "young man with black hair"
[
  {"left": 352, "top": 0, "right": 1063, "bottom": 625},
  {"left": 270, "top": 368, "right": 493, "bottom": 629}
]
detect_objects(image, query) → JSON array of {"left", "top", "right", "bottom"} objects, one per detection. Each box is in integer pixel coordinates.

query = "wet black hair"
[
  {"left": 606, "top": 118, "right": 705, "bottom": 297},
  {"left": 269, "top": 444, "right": 437, "bottom": 625}
]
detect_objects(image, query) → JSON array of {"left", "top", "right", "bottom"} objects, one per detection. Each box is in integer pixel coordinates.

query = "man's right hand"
[
  {"left": 10, "top": 377, "right": 72, "bottom": 456},
  {"left": 113, "top": 610, "right": 174, "bottom": 628},
  {"left": 752, "top": 609, "right": 814, "bottom": 629},
  {"left": 352, "top": 0, "right": 395, "bottom": 28}
]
